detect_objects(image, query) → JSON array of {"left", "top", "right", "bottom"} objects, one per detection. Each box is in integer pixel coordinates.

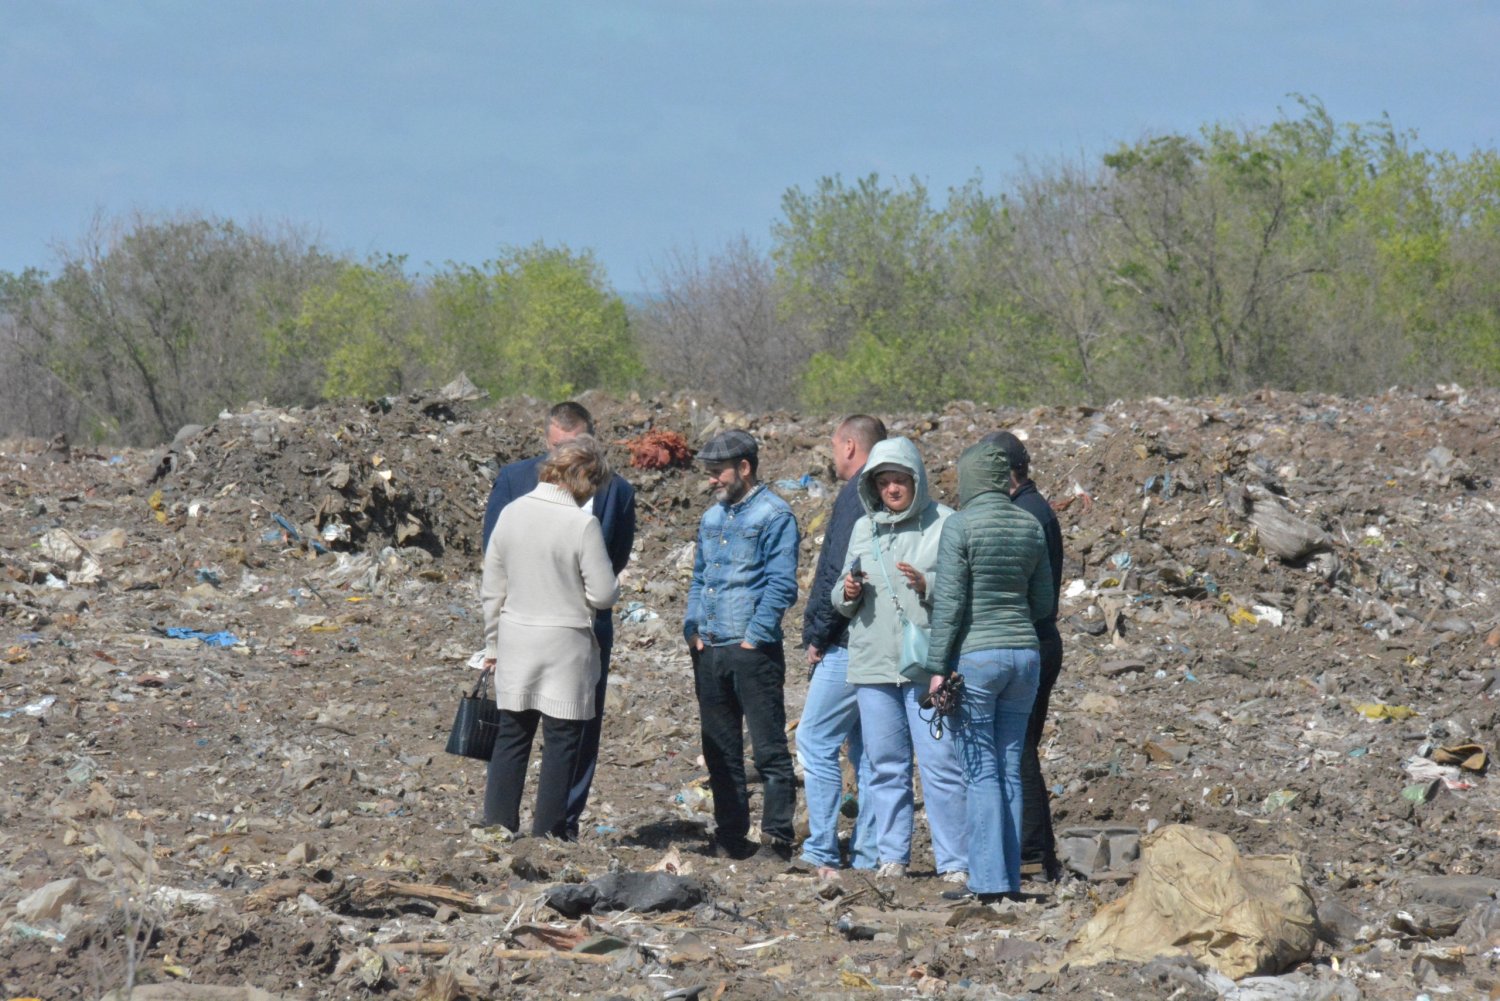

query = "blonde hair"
[{"left": 539, "top": 435, "right": 611, "bottom": 502}]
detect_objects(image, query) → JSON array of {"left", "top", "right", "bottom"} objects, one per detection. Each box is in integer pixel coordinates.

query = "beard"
[{"left": 715, "top": 474, "right": 750, "bottom": 505}]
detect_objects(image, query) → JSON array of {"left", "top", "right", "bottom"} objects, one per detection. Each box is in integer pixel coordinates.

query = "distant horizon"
[{"left": 4, "top": 2, "right": 1497, "bottom": 289}]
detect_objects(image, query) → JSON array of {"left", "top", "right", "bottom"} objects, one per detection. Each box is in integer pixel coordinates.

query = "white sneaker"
[
  {"left": 875, "top": 861, "right": 907, "bottom": 879},
  {"left": 940, "top": 869, "right": 969, "bottom": 885}
]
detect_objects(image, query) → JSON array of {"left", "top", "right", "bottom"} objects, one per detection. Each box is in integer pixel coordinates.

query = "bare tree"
[
  {"left": 11, "top": 211, "right": 339, "bottom": 444},
  {"left": 637, "top": 235, "right": 810, "bottom": 409}
]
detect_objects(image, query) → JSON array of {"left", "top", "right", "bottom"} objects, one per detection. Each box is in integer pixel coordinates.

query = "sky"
[{"left": 3, "top": 1, "right": 1498, "bottom": 292}]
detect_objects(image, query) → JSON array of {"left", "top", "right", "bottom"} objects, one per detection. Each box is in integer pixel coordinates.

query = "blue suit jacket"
[{"left": 480, "top": 454, "right": 637, "bottom": 643}]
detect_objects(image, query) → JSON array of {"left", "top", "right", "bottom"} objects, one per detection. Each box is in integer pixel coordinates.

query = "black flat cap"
[{"left": 697, "top": 429, "right": 758, "bottom": 463}]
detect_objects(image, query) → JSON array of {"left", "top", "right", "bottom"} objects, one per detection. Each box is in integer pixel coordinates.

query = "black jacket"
[
  {"left": 801, "top": 470, "right": 865, "bottom": 652},
  {"left": 1010, "top": 479, "right": 1063, "bottom": 631}
]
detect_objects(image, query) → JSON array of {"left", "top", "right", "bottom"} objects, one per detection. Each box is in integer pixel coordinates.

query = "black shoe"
[
  {"left": 753, "top": 840, "right": 794, "bottom": 863},
  {"left": 708, "top": 835, "right": 759, "bottom": 861},
  {"left": 1021, "top": 857, "right": 1065, "bottom": 882}
]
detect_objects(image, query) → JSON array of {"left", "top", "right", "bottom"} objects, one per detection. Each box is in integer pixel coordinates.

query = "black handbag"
[{"left": 445, "top": 668, "right": 501, "bottom": 761}]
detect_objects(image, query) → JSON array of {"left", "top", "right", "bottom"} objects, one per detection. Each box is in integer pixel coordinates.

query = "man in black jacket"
[
  {"left": 481, "top": 401, "right": 636, "bottom": 840},
  {"left": 796, "top": 414, "right": 885, "bottom": 877},
  {"left": 982, "top": 431, "right": 1064, "bottom": 880}
]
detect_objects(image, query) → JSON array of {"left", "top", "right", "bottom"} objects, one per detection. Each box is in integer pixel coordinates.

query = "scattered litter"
[{"left": 163, "top": 627, "right": 242, "bottom": 647}]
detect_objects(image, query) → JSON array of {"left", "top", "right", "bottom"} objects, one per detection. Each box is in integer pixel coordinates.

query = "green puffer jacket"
[
  {"left": 924, "top": 440, "right": 1055, "bottom": 675},
  {"left": 831, "top": 437, "right": 952, "bottom": 685}
]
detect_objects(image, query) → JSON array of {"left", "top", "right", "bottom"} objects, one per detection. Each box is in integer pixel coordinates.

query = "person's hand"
[
  {"left": 843, "top": 572, "right": 864, "bottom": 601},
  {"left": 928, "top": 673, "right": 945, "bottom": 696},
  {"left": 739, "top": 641, "right": 756, "bottom": 650},
  {"left": 690, "top": 635, "right": 704, "bottom": 652},
  {"left": 482, "top": 657, "right": 496, "bottom": 671},
  {"left": 807, "top": 645, "right": 823, "bottom": 667},
  {"left": 896, "top": 562, "right": 926, "bottom": 599}
]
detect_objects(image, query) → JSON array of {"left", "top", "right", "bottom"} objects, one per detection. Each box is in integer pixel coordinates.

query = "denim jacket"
[{"left": 684, "top": 484, "right": 800, "bottom": 647}]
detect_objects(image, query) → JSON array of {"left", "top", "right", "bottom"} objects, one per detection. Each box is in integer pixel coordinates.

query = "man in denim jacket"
[{"left": 684, "top": 430, "right": 801, "bottom": 861}]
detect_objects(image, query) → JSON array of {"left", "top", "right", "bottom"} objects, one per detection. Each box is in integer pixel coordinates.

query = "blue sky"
[{"left": 3, "top": 2, "right": 1497, "bottom": 291}]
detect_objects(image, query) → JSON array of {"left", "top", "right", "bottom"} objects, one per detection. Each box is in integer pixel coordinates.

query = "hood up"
[
  {"left": 956, "top": 440, "right": 1011, "bottom": 508},
  {"left": 857, "top": 437, "right": 933, "bottom": 526}
]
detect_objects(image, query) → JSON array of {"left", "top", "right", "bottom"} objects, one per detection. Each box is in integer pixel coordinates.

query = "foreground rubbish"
[
  {"left": 1, "top": 385, "right": 1497, "bottom": 999},
  {"left": 1063, "top": 824, "right": 1318, "bottom": 977}
]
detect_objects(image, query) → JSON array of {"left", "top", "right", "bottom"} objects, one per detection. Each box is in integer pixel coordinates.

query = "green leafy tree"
[
  {"left": 431, "top": 244, "right": 640, "bottom": 400},
  {"left": 281, "top": 256, "right": 429, "bottom": 401}
]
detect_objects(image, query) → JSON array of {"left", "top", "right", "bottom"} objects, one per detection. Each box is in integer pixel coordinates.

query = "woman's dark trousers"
[{"left": 484, "top": 708, "right": 588, "bottom": 838}]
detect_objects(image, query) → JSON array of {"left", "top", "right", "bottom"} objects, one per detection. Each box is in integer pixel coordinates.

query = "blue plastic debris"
[
  {"left": 269, "top": 514, "right": 327, "bottom": 553},
  {"left": 165, "top": 627, "right": 241, "bottom": 647}
]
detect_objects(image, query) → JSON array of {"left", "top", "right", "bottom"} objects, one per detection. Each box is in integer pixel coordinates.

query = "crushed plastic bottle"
[{"left": 0, "top": 695, "right": 57, "bottom": 719}]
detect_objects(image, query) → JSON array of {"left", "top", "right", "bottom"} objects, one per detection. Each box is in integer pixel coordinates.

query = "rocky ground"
[{"left": 1, "top": 384, "right": 1498, "bottom": 1001}]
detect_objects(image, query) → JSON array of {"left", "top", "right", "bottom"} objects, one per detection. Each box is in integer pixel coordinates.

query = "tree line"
[{"left": 4, "top": 99, "right": 1497, "bottom": 445}]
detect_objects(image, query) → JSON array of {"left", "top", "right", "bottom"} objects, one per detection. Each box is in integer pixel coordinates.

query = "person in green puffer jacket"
[{"left": 924, "top": 440, "right": 1054, "bottom": 903}]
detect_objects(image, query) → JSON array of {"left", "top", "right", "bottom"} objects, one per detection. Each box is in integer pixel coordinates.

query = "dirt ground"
[{"left": 2, "top": 384, "right": 1498, "bottom": 1000}]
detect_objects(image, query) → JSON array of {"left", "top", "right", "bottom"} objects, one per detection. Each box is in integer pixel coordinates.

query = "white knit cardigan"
[{"left": 481, "top": 482, "right": 621, "bottom": 719}]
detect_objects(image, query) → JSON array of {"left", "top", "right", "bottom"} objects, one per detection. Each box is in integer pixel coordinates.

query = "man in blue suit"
[{"left": 481, "top": 401, "right": 636, "bottom": 840}]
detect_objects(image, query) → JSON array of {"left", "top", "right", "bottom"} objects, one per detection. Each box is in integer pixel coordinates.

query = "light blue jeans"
[
  {"left": 795, "top": 646, "right": 877, "bottom": 869},
  {"left": 954, "top": 647, "right": 1040, "bottom": 894},
  {"left": 854, "top": 681, "right": 968, "bottom": 874}
]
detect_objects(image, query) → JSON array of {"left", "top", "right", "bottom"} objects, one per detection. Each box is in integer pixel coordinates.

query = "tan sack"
[{"left": 1063, "top": 824, "right": 1318, "bottom": 979}]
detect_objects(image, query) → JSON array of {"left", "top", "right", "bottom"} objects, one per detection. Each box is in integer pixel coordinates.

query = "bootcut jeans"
[
  {"left": 854, "top": 681, "right": 968, "bottom": 874},
  {"left": 795, "top": 645, "right": 877, "bottom": 870},
  {"left": 953, "top": 647, "right": 1040, "bottom": 895}
]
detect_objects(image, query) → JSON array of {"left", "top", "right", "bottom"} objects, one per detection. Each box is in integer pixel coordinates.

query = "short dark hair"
[
  {"left": 980, "top": 430, "right": 1029, "bottom": 476},
  {"left": 547, "top": 401, "right": 594, "bottom": 436},
  {"left": 837, "top": 414, "right": 887, "bottom": 453}
]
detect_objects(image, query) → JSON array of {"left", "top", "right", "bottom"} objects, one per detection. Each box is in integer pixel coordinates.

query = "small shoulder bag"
[{"left": 870, "top": 529, "right": 932, "bottom": 682}]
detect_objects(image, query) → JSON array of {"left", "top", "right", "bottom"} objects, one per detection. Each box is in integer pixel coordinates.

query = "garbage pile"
[{"left": 2, "top": 383, "right": 1498, "bottom": 1000}]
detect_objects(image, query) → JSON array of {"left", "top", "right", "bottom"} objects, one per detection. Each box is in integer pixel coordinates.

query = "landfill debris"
[
  {"left": 1355, "top": 703, "right": 1419, "bottom": 721},
  {"left": 1, "top": 386, "right": 1497, "bottom": 999},
  {"left": 623, "top": 428, "right": 693, "bottom": 470},
  {"left": 543, "top": 872, "right": 709, "bottom": 917},
  {"left": 1063, "top": 824, "right": 1319, "bottom": 978}
]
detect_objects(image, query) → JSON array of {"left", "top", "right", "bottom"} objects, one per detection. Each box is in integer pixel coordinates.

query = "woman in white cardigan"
[{"left": 480, "top": 436, "right": 621, "bottom": 837}]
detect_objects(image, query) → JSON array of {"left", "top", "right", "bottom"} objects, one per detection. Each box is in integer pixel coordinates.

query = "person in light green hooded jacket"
[{"left": 832, "top": 437, "right": 968, "bottom": 882}]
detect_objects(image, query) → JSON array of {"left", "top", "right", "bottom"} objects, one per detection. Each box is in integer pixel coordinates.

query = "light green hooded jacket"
[
  {"left": 924, "top": 440, "right": 1054, "bottom": 675},
  {"left": 831, "top": 437, "right": 953, "bottom": 685}
]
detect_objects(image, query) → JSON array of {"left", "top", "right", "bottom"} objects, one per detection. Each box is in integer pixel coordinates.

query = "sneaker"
[
  {"left": 943, "top": 888, "right": 1032, "bottom": 903},
  {"left": 941, "top": 887, "right": 1007, "bottom": 904},
  {"left": 940, "top": 870, "right": 969, "bottom": 885},
  {"left": 875, "top": 861, "right": 907, "bottom": 879}
]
